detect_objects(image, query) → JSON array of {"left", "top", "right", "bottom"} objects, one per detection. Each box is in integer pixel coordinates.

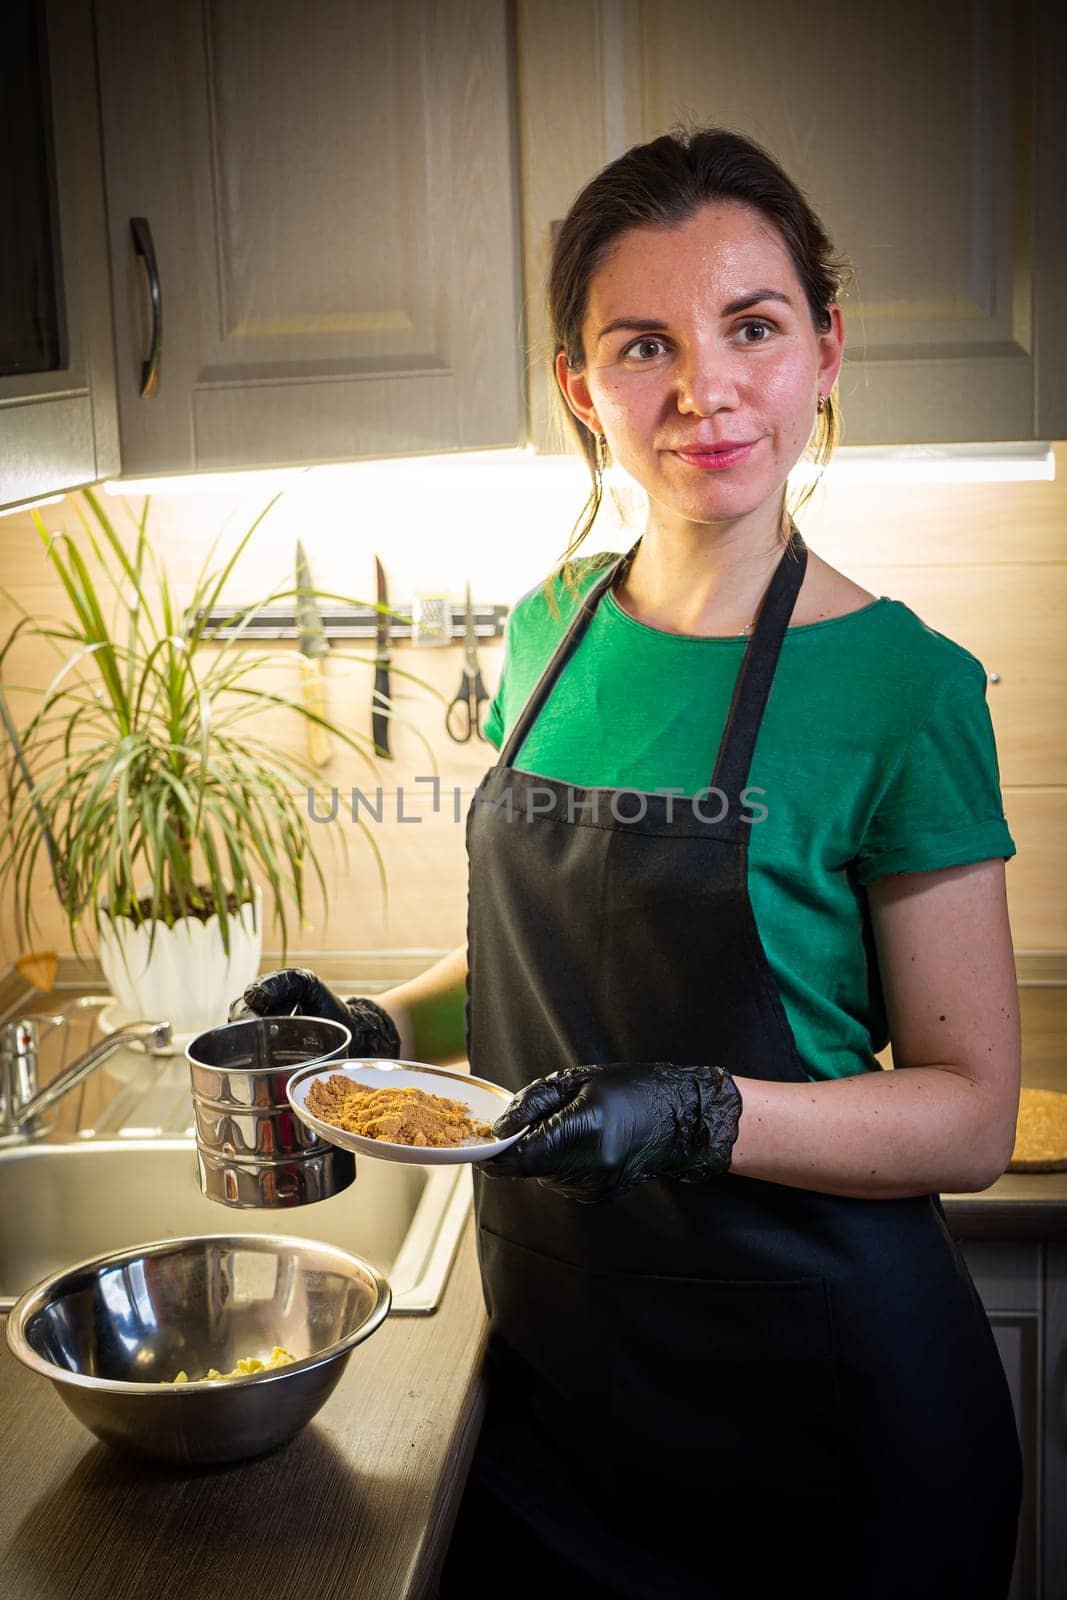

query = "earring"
[
  {"left": 816, "top": 394, "right": 827, "bottom": 414},
  {"left": 595, "top": 432, "right": 609, "bottom": 473}
]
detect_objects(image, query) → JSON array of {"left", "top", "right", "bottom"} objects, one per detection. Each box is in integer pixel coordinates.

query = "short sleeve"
[
  {"left": 483, "top": 690, "right": 504, "bottom": 749},
  {"left": 853, "top": 662, "right": 1016, "bottom": 883},
  {"left": 481, "top": 629, "right": 511, "bottom": 749}
]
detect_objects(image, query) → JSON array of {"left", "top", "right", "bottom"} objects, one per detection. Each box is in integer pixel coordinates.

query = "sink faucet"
[{"left": 0, "top": 1016, "right": 172, "bottom": 1139}]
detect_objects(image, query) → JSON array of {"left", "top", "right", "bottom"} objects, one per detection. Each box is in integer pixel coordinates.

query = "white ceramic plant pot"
[{"left": 96, "top": 889, "right": 263, "bottom": 1039}]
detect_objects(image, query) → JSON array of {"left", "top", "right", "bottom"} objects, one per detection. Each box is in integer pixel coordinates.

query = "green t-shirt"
[{"left": 482, "top": 555, "right": 1016, "bottom": 1082}]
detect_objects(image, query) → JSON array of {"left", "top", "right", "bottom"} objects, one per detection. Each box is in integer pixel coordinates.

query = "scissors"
[{"left": 446, "top": 582, "right": 491, "bottom": 743}]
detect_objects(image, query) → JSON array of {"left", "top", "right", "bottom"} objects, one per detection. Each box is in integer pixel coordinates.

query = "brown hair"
[{"left": 545, "top": 126, "right": 854, "bottom": 604}]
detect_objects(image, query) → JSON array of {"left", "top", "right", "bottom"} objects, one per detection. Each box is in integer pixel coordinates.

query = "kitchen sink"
[
  {"left": 0, "top": 1137, "right": 472, "bottom": 1315},
  {"left": 0, "top": 983, "right": 475, "bottom": 1316}
]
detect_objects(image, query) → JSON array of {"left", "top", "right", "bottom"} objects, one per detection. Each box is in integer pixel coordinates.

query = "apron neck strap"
[
  {"left": 496, "top": 527, "right": 807, "bottom": 788},
  {"left": 496, "top": 544, "right": 636, "bottom": 770},
  {"left": 711, "top": 525, "right": 807, "bottom": 800}
]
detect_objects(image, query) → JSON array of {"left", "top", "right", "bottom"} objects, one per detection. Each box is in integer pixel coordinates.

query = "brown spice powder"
[{"left": 308, "top": 1074, "right": 493, "bottom": 1147}]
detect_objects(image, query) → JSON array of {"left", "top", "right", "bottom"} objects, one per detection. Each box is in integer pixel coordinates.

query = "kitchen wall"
[{"left": 0, "top": 444, "right": 1063, "bottom": 969}]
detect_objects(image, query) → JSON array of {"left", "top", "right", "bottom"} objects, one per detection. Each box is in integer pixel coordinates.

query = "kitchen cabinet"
[
  {"left": 94, "top": 0, "right": 525, "bottom": 476},
  {"left": 87, "top": 0, "right": 1064, "bottom": 478},
  {"left": 0, "top": 0, "right": 119, "bottom": 508},
  {"left": 517, "top": 0, "right": 1067, "bottom": 450},
  {"left": 961, "top": 1239, "right": 1067, "bottom": 1599}
]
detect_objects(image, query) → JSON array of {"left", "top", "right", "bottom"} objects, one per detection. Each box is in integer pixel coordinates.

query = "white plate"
[{"left": 286, "top": 1059, "right": 527, "bottom": 1165}]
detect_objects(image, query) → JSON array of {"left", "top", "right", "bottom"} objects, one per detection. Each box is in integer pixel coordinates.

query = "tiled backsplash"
[{"left": 1, "top": 446, "right": 1064, "bottom": 966}]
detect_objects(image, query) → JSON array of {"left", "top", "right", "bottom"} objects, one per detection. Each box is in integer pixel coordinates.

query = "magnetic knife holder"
[{"left": 195, "top": 603, "right": 509, "bottom": 642}]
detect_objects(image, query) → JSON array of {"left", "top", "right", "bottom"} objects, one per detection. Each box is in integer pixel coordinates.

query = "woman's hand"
[
  {"left": 231, "top": 968, "right": 350, "bottom": 1026},
  {"left": 230, "top": 968, "right": 402, "bottom": 1058},
  {"left": 483, "top": 1061, "right": 743, "bottom": 1203}
]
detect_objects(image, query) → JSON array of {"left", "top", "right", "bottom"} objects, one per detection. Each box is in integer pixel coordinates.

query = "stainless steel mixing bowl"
[{"left": 5, "top": 1233, "right": 391, "bottom": 1465}]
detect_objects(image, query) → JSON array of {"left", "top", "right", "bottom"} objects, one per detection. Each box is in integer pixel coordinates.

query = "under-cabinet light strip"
[{"left": 100, "top": 441, "right": 1055, "bottom": 497}]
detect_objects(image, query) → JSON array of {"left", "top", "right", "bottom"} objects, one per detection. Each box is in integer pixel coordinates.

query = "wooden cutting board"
[{"left": 1008, "top": 1086, "right": 1067, "bottom": 1172}]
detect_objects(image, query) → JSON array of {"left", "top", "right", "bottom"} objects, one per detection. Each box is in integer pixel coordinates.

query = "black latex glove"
[
  {"left": 229, "top": 968, "right": 402, "bottom": 1059},
  {"left": 482, "top": 1061, "right": 743, "bottom": 1204}
]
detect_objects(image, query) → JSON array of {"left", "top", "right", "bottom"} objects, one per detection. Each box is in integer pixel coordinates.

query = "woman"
[{"left": 239, "top": 129, "right": 1022, "bottom": 1598}]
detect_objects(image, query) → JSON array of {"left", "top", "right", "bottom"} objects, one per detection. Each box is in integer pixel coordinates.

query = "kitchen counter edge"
[{"left": 0, "top": 1217, "right": 489, "bottom": 1600}]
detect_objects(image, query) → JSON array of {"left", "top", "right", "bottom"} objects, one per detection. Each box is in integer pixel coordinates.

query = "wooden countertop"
[
  {"left": 942, "top": 1170, "right": 1067, "bottom": 1239},
  {"left": 0, "top": 1218, "right": 488, "bottom": 1600},
  {"left": 2, "top": 978, "right": 1066, "bottom": 1599},
  {"left": 3, "top": 1183, "right": 1067, "bottom": 1600}
]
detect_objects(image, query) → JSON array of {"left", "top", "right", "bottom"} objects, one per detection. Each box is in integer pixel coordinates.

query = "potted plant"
[{"left": 0, "top": 488, "right": 420, "bottom": 1039}]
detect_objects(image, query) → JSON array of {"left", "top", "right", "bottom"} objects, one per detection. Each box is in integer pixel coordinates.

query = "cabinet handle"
[{"left": 130, "top": 217, "right": 162, "bottom": 398}]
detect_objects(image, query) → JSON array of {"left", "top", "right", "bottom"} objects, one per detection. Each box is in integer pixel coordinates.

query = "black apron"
[{"left": 442, "top": 532, "right": 1022, "bottom": 1600}]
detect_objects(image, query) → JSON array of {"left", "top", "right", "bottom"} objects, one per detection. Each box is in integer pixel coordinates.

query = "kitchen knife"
[
  {"left": 295, "top": 541, "right": 333, "bottom": 768},
  {"left": 372, "top": 554, "right": 392, "bottom": 760}
]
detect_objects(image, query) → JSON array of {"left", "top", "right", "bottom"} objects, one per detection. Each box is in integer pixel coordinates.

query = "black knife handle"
[{"left": 372, "top": 663, "right": 392, "bottom": 758}]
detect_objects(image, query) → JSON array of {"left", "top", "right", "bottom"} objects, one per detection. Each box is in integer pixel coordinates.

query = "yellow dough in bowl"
[{"left": 170, "top": 1346, "right": 297, "bottom": 1384}]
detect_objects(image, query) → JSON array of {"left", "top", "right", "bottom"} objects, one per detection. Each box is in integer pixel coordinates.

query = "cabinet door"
[
  {"left": 0, "top": 0, "right": 119, "bottom": 507},
  {"left": 519, "top": 0, "right": 1065, "bottom": 448},
  {"left": 95, "top": 0, "right": 525, "bottom": 475}
]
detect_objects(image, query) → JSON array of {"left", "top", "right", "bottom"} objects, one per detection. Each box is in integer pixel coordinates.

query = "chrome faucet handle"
[
  {"left": 0, "top": 1015, "right": 66, "bottom": 1136},
  {"left": 3, "top": 1019, "right": 172, "bottom": 1136}
]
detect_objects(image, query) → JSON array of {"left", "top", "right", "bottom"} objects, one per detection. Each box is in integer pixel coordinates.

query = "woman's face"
[{"left": 556, "top": 202, "right": 844, "bottom": 535}]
